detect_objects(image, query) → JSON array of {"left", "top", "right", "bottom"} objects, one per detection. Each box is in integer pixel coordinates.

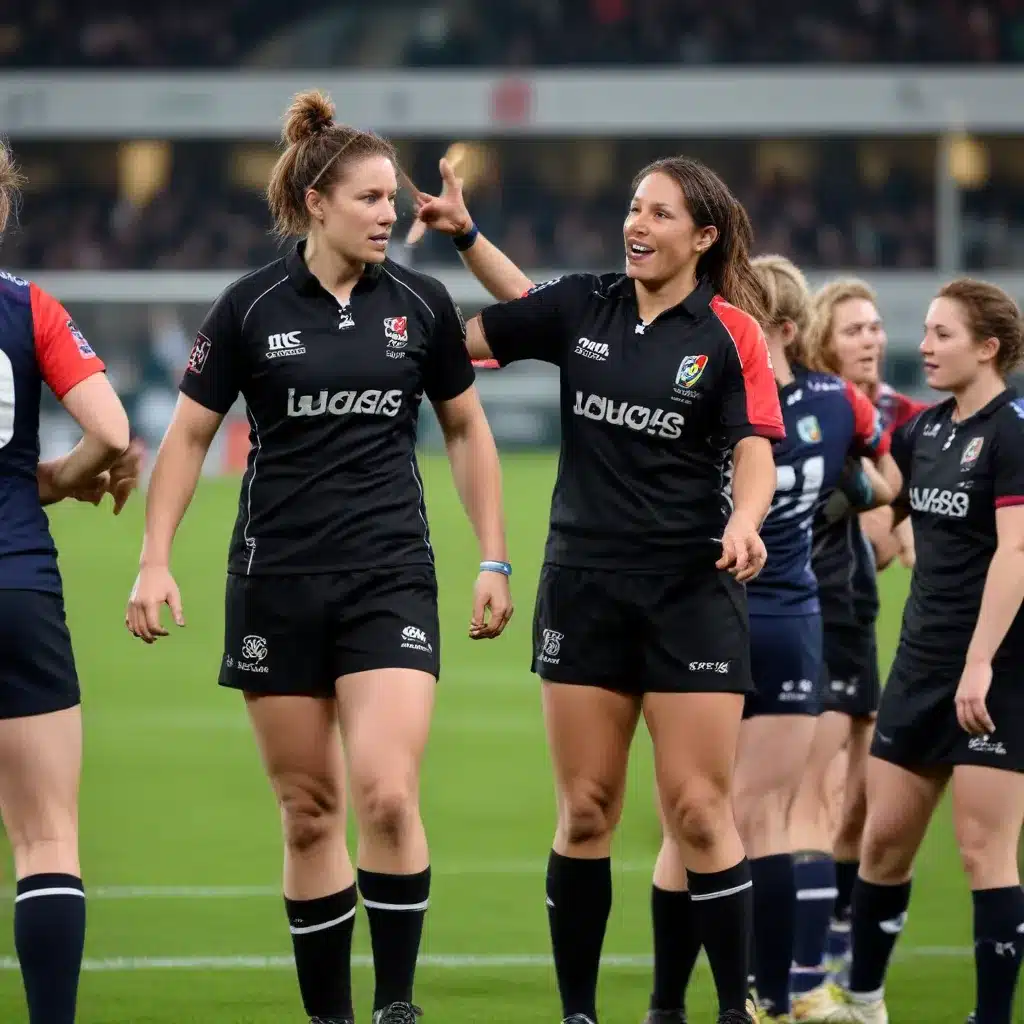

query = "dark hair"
[
  {"left": 0, "top": 139, "right": 25, "bottom": 238},
  {"left": 266, "top": 90, "right": 398, "bottom": 239},
  {"left": 632, "top": 156, "right": 770, "bottom": 325},
  {"left": 937, "top": 277, "right": 1024, "bottom": 378}
]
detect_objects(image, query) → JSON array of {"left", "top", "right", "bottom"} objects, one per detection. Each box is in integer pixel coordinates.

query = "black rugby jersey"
[
  {"left": 480, "top": 274, "right": 783, "bottom": 571},
  {"left": 892, "top": 389, "right": 1024, "bottom": 667},
  {"left": 180, "top": 242, "right": 475, "bottom": 575}
]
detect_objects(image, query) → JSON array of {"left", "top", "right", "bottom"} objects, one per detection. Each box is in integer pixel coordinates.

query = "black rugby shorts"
[
  {"left": 531, "top": 564, "right": 752, "bottom": 696},
  {"left": 219, "top": 566, "right": 440, "bottom": 696},
  {"left": 0, "top": 589, "right": 80, "bottom": 719},
  {"left": 872, "top": 649, "right": 1024, "bottom": 774},
  {"left": 820, "top": 620, "right": 882, "bottom": 719}
]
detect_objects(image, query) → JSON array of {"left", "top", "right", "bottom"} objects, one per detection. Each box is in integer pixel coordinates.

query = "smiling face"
[
  {"left": 623, "top": 171, "right": 718, "bottom": 288},
  {"left": 920, "top": 295, "right": 1000, "bottom": 392},
  {"left": 307, "top": 154, "right": 398, "bottom": 265},
  {"left": 829, "top": 297, "right": 886, "bottom": 386}
]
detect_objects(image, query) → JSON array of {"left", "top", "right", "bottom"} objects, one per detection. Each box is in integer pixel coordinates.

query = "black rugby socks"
[
  {"left": 14, "top": 873, "right": 86, "bottom": 1024},
  {"left": 285, "top": 886, "right": 357, "bottom": 1020}
]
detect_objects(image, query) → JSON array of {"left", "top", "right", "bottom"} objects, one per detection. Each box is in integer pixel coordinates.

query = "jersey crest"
[{"left": 675, "top": 353, "right": 708, "bottom": 390}]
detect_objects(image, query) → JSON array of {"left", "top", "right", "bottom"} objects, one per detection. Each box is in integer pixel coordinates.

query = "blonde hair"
[
  {"left": 751, "top": 254, "right": 812, "bottom": 365},
  {"left": 266, "top": 90, "right": 398, "bottom": 239},
  {"left": 805, "top": 278, "right": 879, "bottom": 375},
  {"left": 0, "top": 139, "right": 25, "bottom": 238}
]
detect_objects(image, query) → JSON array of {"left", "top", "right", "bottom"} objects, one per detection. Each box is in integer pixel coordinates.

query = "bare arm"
[
  {"left": 38, "top": 373, "right": 130, "bottom": 502},
  {"left": 963, "top": 505, "right": 1024, "bottom": 668},
  {"left": 433, "top": 386, "right": 513, "bottom": 638},
  {"left": 411, "top": 158, "right": 534, "bottom": 301},
  {"left": 731, "top": 435, "right": 777, "bottom": 529},
  {"left": 139, "top": 393, "right": 223, "bottom": 568}
]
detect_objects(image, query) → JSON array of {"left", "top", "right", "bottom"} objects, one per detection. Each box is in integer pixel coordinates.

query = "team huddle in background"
[{"left": 2, "top": 87, "right": 1024, "bottom": 1024}]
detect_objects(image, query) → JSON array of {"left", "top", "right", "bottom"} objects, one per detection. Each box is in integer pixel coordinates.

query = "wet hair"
[
  {"left": 805, "top": 278, "right": 879, "bottom": 375},
  {"left": 752, "top": 255, "right": 812, "bottom": 365},
  {"left": 937, "top": 277, "right": 1024, "bottom": 378},
  {"left": 266, "top": 90, "right": 398, "bottom": 239},
  {"left": 0, "top": 139, "right": 25, "bottom": 238},
  {"left": 631, "top": 156, "right": 770, "bottom": 325}
]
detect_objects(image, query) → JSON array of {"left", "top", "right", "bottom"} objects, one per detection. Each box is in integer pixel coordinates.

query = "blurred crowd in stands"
[
  {"left": 4, "top": 0, "right": 1023, "bottom": 68},
  {"left": 6, "top": 140, "right": 1024, "bottom": 273}
]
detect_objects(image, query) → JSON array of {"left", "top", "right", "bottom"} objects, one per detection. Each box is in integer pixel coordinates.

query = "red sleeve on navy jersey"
[
  {"left": 711, "top": 297, "right": 784, "bottom": 441},
  {"left": 845, "top": 380, "right": 890, "bottom": 456},
  {"left": 30, "top": 283, "right": 105, "bottom": 399}
]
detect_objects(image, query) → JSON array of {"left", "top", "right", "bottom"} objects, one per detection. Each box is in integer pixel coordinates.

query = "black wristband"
[{"left": 452, "top": 223, "right": 479, "bottom": 252}]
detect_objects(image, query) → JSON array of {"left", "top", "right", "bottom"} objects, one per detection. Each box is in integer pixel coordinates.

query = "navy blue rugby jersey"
[
  {"left": 748, "top": 368, "right": 888, "bottom": 616},
  {"left": 0, "top": 270, "right": 106, "bottom": 593}
]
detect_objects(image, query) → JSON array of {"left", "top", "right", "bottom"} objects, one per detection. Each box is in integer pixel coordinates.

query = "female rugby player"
[
  {"left": 0, "top": 140, "right": 138, "bottom": 1024},
  {"left": 125, "top": 92, "right": 512, "bottom": 1024},
  {"left": 786, "top": 282, "right": 923, "bottom": 1014},
  {"left": 414, "top": 156, "right": 782, "bottom": 1024},
  {"left": 805, "top": 279, "right": 1024, "bottom": 1024}
]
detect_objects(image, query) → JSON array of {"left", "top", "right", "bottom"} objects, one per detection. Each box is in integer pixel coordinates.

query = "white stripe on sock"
[
  {"left": 796, "top": 887, "right": 840, "bottom": 901},
  {"left": 14, "top": 887, "right": 85, "bottom": 903},
  {"left": 850, "top": 987, "right": 885, "bottom": 1003},
  {"left": 689, "top": 880, "right": 752, "bottom": 902},
  {"left": 362, "top": 898, "right": 429, "bottom": 912},
  {"left": 288, "top": 906, "right": 356, "bottom": 935}
]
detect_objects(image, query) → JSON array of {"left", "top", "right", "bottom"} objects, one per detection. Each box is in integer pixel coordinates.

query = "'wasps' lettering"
[{"left": 909, "top": 486, "right": 970, "bottom": 518}]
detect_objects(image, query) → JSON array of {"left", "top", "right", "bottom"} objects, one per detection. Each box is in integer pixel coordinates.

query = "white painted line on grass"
[{"left": 0, "top": 948, "right": 974, "bottom": 972}]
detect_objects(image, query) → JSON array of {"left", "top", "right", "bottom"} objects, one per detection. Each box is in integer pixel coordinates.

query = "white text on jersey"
[
  {"left": 573, "top": 391, "right": 685, "bottom": 439},
  {"left": 909, "top": 486, "right": 970, "bottom": 518},
  {"left": 574, "top": 338, "right": 609, "bottom": 361},
  {"left": 287, "top": 388, "right": 404, "bottom": 418},
  {"left": 267, "top": 331, "right": 306, "bottom": 359}
]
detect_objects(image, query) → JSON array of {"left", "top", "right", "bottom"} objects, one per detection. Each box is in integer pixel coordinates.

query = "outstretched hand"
[{"left": 406, "top": 158, "right": 474, "bottom": 245}]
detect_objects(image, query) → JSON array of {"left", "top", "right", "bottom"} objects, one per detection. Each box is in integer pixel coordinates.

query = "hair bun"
[{"left": 283, "top": 90, "right": 336, "bottom": 145}]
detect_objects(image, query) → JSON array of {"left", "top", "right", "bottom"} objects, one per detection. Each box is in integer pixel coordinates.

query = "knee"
[
  {"left": 734, "top": 778, "right": 791, "bottom": 842},
  {"left": 664, "top": 781, "right": 732, "bottom": 854},
  {"left": 277, "top": 777, "right": 342, "bottom": 855},
  {"left": 859, "top": 814, "right": 916, "bottom": 882},
  {"left": 560, "top": 779, "right": 621, "bottom": 846},
  {"left": 955, "top": 814, "right": 998, "bottom": 883},
  {"left": 355, "top": 777, "right": 419, "bottom": 848}
]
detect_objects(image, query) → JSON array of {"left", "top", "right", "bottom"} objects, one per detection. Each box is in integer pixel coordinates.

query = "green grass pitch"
[{"left": 0, "top": 451, "right": 1015, "bottom": 1022}]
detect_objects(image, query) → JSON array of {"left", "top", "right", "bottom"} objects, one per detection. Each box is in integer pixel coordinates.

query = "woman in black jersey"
[
  {"left": 413, "top": 157, "right": 782, "bottom": 1024},
  {"left": 805, "top": 279, "right": 1024, "bottom": 1024},
  {"left": 125, "top": 92, "right": 512, "bottom": 1024}
]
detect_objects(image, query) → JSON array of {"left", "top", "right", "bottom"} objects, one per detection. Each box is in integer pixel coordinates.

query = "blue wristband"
[
  {"left": 480, "top": 560, "right": 512, "bottom": 577},
  {"left": 453, "top": 223, "right": 479, "bottom": 252}
]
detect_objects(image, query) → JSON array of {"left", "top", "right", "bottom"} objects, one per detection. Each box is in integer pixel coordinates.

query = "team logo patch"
[
  {"left": 66, "top": 319, "right": 96, "bottom": 359},
  {"left": 797, "top": 414, "right": 822, "bottom": 444},
  {"left": 961, "top": 436, "right": 984, "bottom": 467},
  {"left": 675, "top": 354, "right": 708, "bottom": 389},
  {"left": 186, "top": 333, "right": 211, "bottom": 375},
  {"left": 384, "top": 316, "right": 409, "bottom": 347},
  {"left": 541, "top": 629, "right": 563, "bottom": 658},
  {"left": 240, "top": 634, "right": 267, "bottom": 662}
]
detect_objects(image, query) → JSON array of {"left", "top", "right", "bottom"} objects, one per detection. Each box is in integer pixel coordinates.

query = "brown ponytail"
[{"left": 266, "top": 90, "right": 398, "bottom": 239}]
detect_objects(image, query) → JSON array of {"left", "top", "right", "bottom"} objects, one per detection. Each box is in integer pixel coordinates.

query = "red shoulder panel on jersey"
[
  {"left": 844, "top": 380, "right": 890, "bottom": 456},
  {"left": 30, "top": 284, "right": 105, "bottom": 399},
  {"left": 995, "top": 496, "right": 1024, "bottom": 508},
  {"left": 710, "top": 296, "right": 785, "bottom": 440}
]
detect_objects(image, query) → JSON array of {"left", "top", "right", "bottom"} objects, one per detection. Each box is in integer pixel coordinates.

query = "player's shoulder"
[
  {"left": 992, "top": 391, "right": 1024, "bottom": 436},
  {"left": 708, "top": 294, "right": 760, "bottom": 338},
  {"left": 218, "top": 257, "right": 290, "bottom": 314},
  {"left": 0, "top": 269, "right": 32, "bottom": 306},
  {"left": 519, "top": 271, "right": 610, "bottom": 303},
  {"left": 802, "top": 369, "right": 847, "bottom": 395},
  {"left": 903, "top": 397, "right": 949, "bottom": 442},
  {"left": 378, "top": 258, "right": 454, "bottom": 314}
]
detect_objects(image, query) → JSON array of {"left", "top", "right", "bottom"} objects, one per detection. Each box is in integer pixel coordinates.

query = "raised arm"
[{"left": 410, "top": 158, "right": 534, "bottom": 302}]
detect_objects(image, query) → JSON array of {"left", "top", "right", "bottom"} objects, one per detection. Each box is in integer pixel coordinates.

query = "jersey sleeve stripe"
[
  {"left": 711, "top": 297, "right": 785, "bottom": 440},
  {"left": 381, "top": 267, "right": 435, "bottom": 320},
  {"left": 240, "top": 276, "right": 288, "bottom": 330},
  {"left": 994, "top": 495, "right": 1024, "bottom": 508}
]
